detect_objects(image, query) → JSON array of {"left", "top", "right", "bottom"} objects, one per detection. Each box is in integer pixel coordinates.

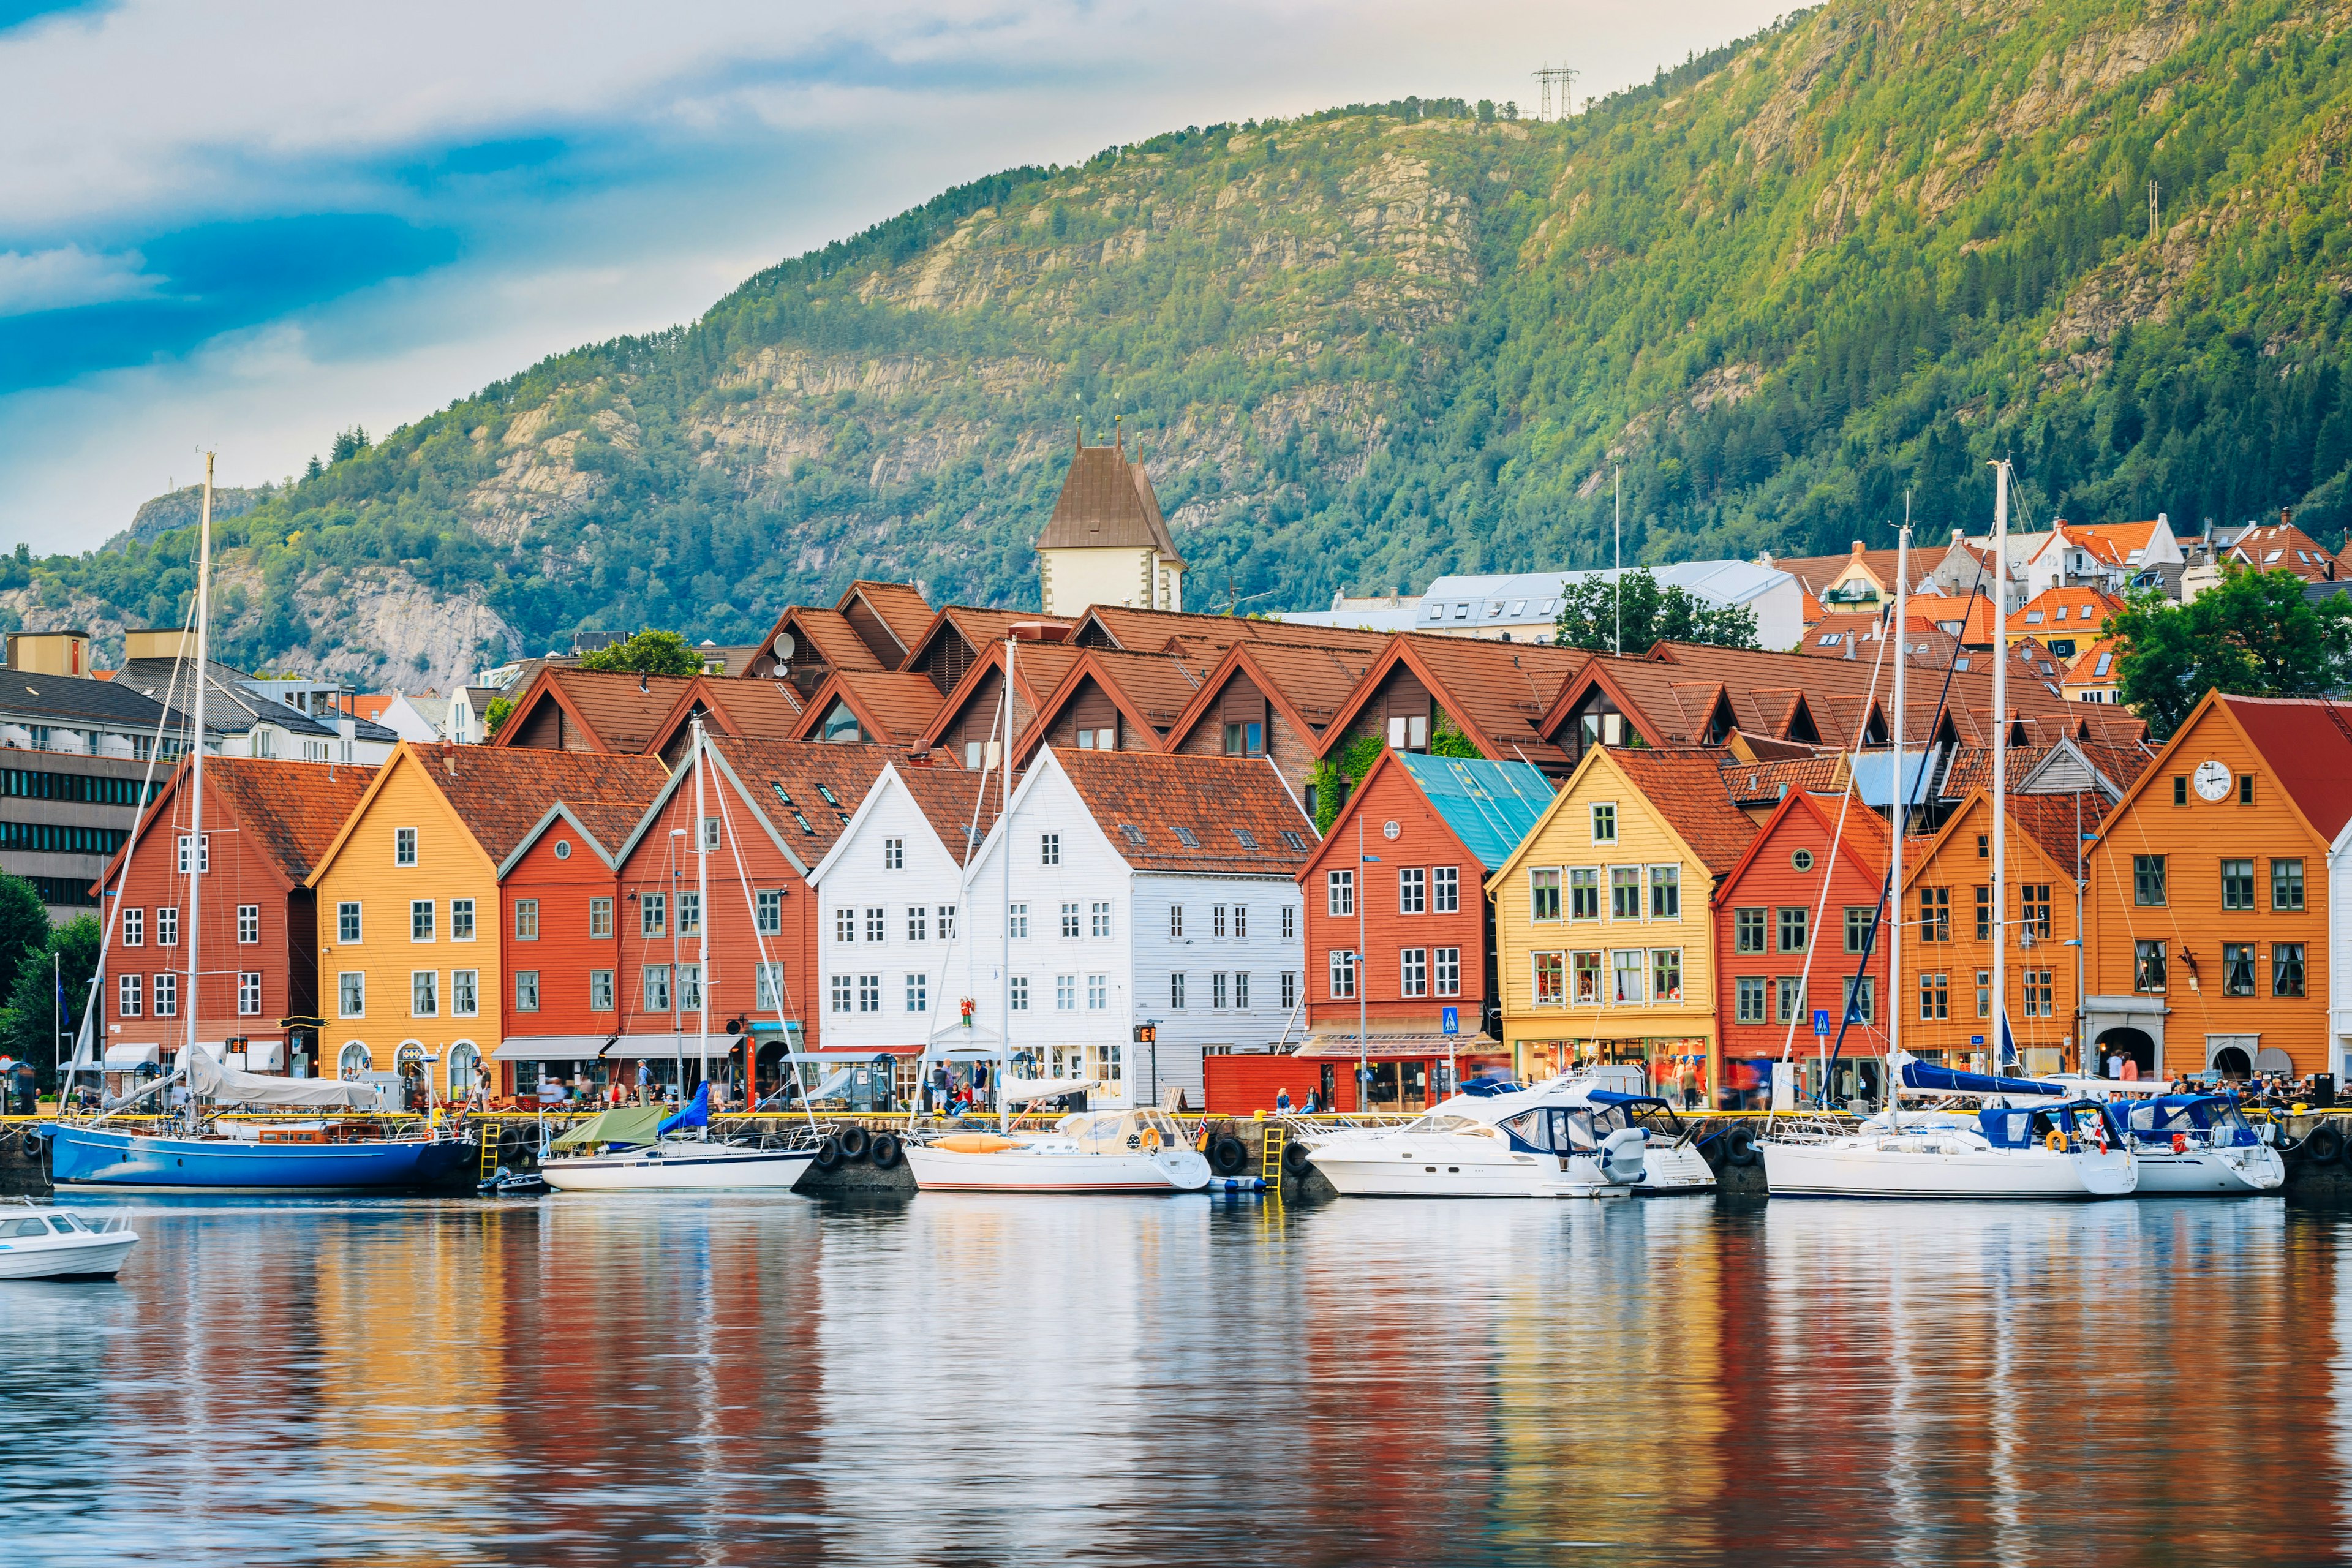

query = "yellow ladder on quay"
[
  {"left": 1260, "top": 1123, "right": 1285, "bottom": 1187},
  {"left": 477, "top": 1119, "right": 502, "bottom": 1182}
]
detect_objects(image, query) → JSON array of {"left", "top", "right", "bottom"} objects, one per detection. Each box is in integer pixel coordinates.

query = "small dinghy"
[{"left": 0, "top": 1200, "right": 138, "bottom": 1280}]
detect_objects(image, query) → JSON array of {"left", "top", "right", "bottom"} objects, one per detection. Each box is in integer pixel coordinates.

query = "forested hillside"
[{"left": 28, "top": 0, "right": 2352, "bottom": 688}]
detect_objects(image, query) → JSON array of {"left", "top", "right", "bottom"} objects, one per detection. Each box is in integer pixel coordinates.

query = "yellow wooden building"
[
  {"left": 303, "top": 743, "right": 665, "bottom": 1101},
  {"left": 1487, "top": 747, "right": 1756, "bottom": 1102}
]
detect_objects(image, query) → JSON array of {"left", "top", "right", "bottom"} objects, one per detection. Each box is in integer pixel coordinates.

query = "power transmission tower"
[{"left": 1533, "top": 65, "right": 1578, "bottom": 122}]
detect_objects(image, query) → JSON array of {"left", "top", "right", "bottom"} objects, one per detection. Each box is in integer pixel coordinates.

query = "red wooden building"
[
  {"left": 1710, "top": 790, "right": 1894, "bottom": 1110},
  {"left": 95, "top": 757, "right": 375, "bottom": 1079}
]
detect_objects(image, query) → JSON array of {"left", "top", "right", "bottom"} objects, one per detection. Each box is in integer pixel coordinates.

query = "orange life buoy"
[{"left": 2045, "top": 1129, "right": 2067, "bottom": 1154}]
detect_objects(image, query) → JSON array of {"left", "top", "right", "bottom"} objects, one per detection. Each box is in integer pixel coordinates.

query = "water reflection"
[{"left": 1, "top": 1193, "right": 2343, "bottom": 1566}]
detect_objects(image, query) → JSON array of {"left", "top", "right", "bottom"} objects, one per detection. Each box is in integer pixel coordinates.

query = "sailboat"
[
  {"left": 1761, "top": 477, "right": 2137, "bottom": 1200},
  {"left": 43, "top": 454, "right": 475, "bottom": 1191}
]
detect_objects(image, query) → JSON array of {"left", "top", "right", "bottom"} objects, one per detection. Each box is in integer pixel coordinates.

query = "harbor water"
[{"left": 4, "top": 1191, "right": 2346, "bottom": 1566}]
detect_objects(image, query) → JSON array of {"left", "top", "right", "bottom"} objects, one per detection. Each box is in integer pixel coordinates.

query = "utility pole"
[
  {"left": 2149, "top": 178, "right": 2159, "bottom": 244},
  {"left": 1614, "top": 470, "right": 1623, "bottom": 657}
]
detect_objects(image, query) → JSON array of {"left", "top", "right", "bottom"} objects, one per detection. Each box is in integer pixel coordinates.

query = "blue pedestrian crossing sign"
[
  {"left": 1811, "top": 1009, "right": 1831, "bottom": 1037},
  {"left": 1441, "top": 1006, "right": 1459, "bottom": 1036}
]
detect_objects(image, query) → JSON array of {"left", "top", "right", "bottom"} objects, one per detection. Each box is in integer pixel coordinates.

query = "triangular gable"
[
  {"left": 496, "top": 799, "right": 637, "bottom": 878},
  {"left": 2078, "top": 690, "right": 2333, "bottom": 853},
  {"left": 91, "top": 760, "right": 303, "bottom": 899},
  {"left": 1297, "top": 747, "right": 1482, "bottom": 883},
  {"left": 1012, "top": 652, "right": 1174, "bottom": 767},
  {"left": 1898, "top": 786, "right": 2079, "bottom": 892},
  {"left": 1537, "top": 662, "right": 1672, "bottom": 751},
  {"left": 788, "top": 671, "right": 894, "bottom": 746},
  {"left": 1313, "top": 638, "right": 1494, "bottom": 761},
  {"left": 1161, "top": 643, "right": 1326, "bottom": 755},
  {"left": 612, "top": 736, "right": 805, "bottom": 876},
  {"left": 1714, "top": 786, "right": 1885, "bottom": 903},
  {"left": 302, "top": 744, "right": 495, "bottom": 888},
  {"left": 491, "top": 666, "right": 608, "bottom": 752}
]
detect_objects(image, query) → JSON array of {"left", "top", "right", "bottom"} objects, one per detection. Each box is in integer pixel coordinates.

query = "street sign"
[
  {"left": 1441, "top": 1006, "right": 1459, "bottom": 1036},
  {"left": 1132, "top": 1024, "right": 1156, "bottom": 1044},
  {"left": 1970, "top": 1035, "right": 1986, "bottom": 1047},
  {"left": 1811, "top": 1009, "right": 1830, "bottom": 1037}
]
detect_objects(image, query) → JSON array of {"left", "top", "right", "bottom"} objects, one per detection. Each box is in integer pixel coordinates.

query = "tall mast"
[
  {"left": 1991, "top": 461, "right": 2010, "bottom": 1077},
  {"left": 1000, "top": 635, "right": 1015, "bottom": 1133},
  {"left": 694, "top": 717, "right": 710, "bottom": 1110},
  {"left": 184, "top": 452, "right": 213, "bottom": 1104},
  {"left": 1888, "top": 514, "right": 1907, "bottom": 1106}
]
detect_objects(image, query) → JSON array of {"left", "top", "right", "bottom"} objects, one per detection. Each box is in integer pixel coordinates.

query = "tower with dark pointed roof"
[{"left": 1035, "top": 429, "right": 1185, "bottom": 617}]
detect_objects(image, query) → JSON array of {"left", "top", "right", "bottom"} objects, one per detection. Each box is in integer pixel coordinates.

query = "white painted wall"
[
  {"left": 1127, "top": 872, "right": 1305, "bottom": 1107},
  {"left": 2330, "top": 823, "right": 2352, "bottom": 1081}
]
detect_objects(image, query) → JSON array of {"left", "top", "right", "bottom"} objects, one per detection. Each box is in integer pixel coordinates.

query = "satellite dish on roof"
[{"left": 773, "top": 633, "right": 796, "bottom": 660}]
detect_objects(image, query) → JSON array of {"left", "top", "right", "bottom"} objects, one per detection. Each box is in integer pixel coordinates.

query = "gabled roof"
[
  {"left": 893, "top": 762, "right": 1010, "bottom": 868},
  {"left": 306, "top": 742, "right": 667, "bottom": 886},
  {"left": 2062, "top": 638, "right": 2120, "bottom": 685},
  {"left": 491, "top": 666, "right": 697, "bottom": 754},
  {"left": 1719, "top": 752, "right": 1850, "bottom": 807},
  {"left": 1900, "top": 787, "right": 2094, "bottom": 889},
  {"left": 1011, "top": 647, "right": 1217, "bottom": 764},
  {"left": 1074, "top": 605, "right": 1389, "bottom": 661},
  {"left": 900, "top": 606, "right": 1069, "bottom": 680},
  {"left": 645, "top": 675, "right": 807, "bottom": 758},
  {"left": 1767, "top": 544, "right": 1915, "bottom": 601},
  {"left": 1313, "top": 636, "right": 1588, "bottom": 770},
  {"left": 1908, "top": 592, "right": 1997, "bottom": 645},
  {"left": 1392, "top": 752, "right": 1555, "bottom": 869},
  {"left": 2218, "top": 694, "right": 2352, "bottom": 841},
  {"left": 1716, "top": 788, "right": 1882, "bottom": 903},
  {"left": 2008, "top": 586, "right": 2122, "bottom": 635},
  {"left": 1605, "top": 749, "right": 1760, "bottom": 876},
  {"left": 1162, "top": 639, "right": 1385, "bottom": 749},
  {"left": 782, "top": 607, "right": 889, "bottom": 673},
  {"left": 1051, "top": 748, "right": 1313, "bottom": 876},
  {"left": 1035, "top": 440, "right": 1183, "bottom": 564},
  {"left": 619, "top": 737, "right": 900, "bottom": 876},
  {"left": 2226, "top": 522, "right": 2340, "bottom": 582},
  {"left": 790, "top": 670, "right": 949, "bottom": 748},
  {"left": 96, "top": 756, "right": 377, "bottom": 897},
  {"left": 918, "top": 640, "right": 1087, "bottom": 755},
  {"left": 835, "top": 580, "right": 936, "bottom": 662}
]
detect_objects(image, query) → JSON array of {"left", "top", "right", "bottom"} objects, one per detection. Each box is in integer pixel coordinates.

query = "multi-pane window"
[
  {"left": 865, "top": 907, "right": 885, "bottom": 943},
  {"left": 1910, "top": 973, "right": 1947, "bottom": 1025},
  {"left": 451, "top": 899, "right": 476, "bottom": 941},
  {"left": 176, "top": 834, "right": 209, "bottom": 873},
  {"left": 1611, "top": 868, "right": 1641, "bottom": 919},
  {"left": 1092, "top": 902, "right": 1112, "bottom": 938},
  {"left": 412, "top": 970, "right": 439, "bottom": 1017},
  {"left": 1777, "top": 907, "right": 1807, "bottom": 954},
  {"left": 1170, "top": 905, "right": 1184, "bottom": 938},
  {"left": 1842, "top": 975, "right": 1874, "bottom": 1024},
  {"left": 2222, "top": 943, "right": 2256, "bottom": 997},
  {"left": 677, "top": 892, "right": 701, "bottom": 937},
  {"left": 1235, "top": 972, "right": 1250, "bottom": 1009},
  {"left": 831, "top": 975, "right": 853, "bottom": 1014},
  {"left": 703, "top": 817, "right": 722, "bottom": 854},
  {"left": 644, "top": 965, "right": 673, "bottom": 1012},
  {"left": 835, "top": 908, "right": 856, "bottom": 943},
  {"left": 2275, "top": 943, "right": 2308, "bottom": 997},
  {"left": 1734, "top": 908, "right": 1765, "bottom": 953},
  {"left": 589, "top": 898, "right": 613, "bottom": 939},
  {"left": 1572, "top": 951, "right": 1603, "bottom": 1005},
  {"left": 1570, "top": 869, "right": 1600, "bottom": 920},
  {"left": 939, "top": 905, "right": 956, "bottom": 940},
  {"left": 232, "top": 968, "right": 266, "bottom": 1016},
  {"left": 236, "top": 905, "right": 259, "bottom": 944},
  {"left": 590, "top": 970, "right": 615, "bottom": 1011},
  {"left": 1736, "top": 976, "right": 1766, "bottom": 1023},
  {"left": 1844, "top": 907, "right": 1873, "bottom": 954},
  {"left": 508, "top": 971, "right": 533, "bottom": 1014},
  {"left": 2221, "top": 860, "right": 2256, "bottom": 911},
  {"left": 756, "top": 891, "right": 783, "bottom": 935},
  {"left": 2274, "top": 859, "right": 2305, "bottom": 911},
  {"left": 1531, "top": 869, "right": 1561, "bottom": 921},
  {"left": 643, "top": 892, "right": 667, "bottom": 937},
  {"left": 2019, "top": 885, "right": 2051, "bottom": 942},
  {"left": 2133, "top": 855, "right": 2166, "bottom": 907},
  {"left": 450, "top": 969, "right": 478, "bottom": 1016},
  {"left": 412, "top": 900, "right": 435, "bottom": 942},
  {"left": 1434, "top": 947, "right": 1460, "bottom": 997},
  {"left": 394, "top": 827, "right": 417, "bottom": 866},
  {"left": 157, "top": 907, "right": 178, "bottom": 946},
  {"left": 154, "top": 972, "right": 178, "bottom": 1017},
  {"left": 1918, "top": 888, "right": 1950, "bottom": 942},
  {"left": 1590, "top": 803, "right": 1616, "bottom": 843},
  {"left": 1060, "top": 902, "right": 1081, "bottom": 938},
  {"left": 2021, "top": 970, "right": 2053, "bottom": 1018},
  {"left": 1327, "top": 870, "right": 1354, "bottom": 916},
  {"left": 908, "top": 907, "right": 928, "bottom": 943},
  {"left": 1400, "top": 948, "right": 1427, "bottom": 997},
  {"left": 1610, "top": 949, "right": 1645, "bottom": 1005},
  {"left": 1651, "top": 948, "right": 1683, "bottom": 1003},
  {"left": 337, "top": 973, "right": 362, "bottom": 1017},
  {"left": 1433, "top": 867, "right": 1458, "bottom": 913},
  {"left": 1009, "top": 903, "right": 1029, "bottom": 939},
  {"left": 1056, "top": 974, "right": 1077, "bottom": 1011},
  {"left": 1649, "top": 866, "right": 1680, "bottom": 919},
  {"left": 884, "top": 837, "right": 904, "bottom": 870},
  {"left": 755, "top": 963, "right": 786, "bottom": 1011},
  {"left": 1040, "top": 834, "right": 1060, "bottom": 866},
  {"left": 2133, "top": 940, "right": 2167, "bottom": 993},
  {"left": 1204, "top": 903, "right": 1224, "bottom": 938},
  {"left": 906, "top": 974, "right": 928, "bottom": 1013},
  {"left": 1532, "top": 952, "right": 1565, "bottom": 1005},
  {"left": 1011, "top": 976, "right": 1030, "bottom": 1011},
  {"left": 1976, "top": 970, "right": 1991, "bottom": 1020},
  {"left": 1281, "top": 972, "right": 1297, "bottom": 1009},
  {"left": 1774, "top": 975, "right": 1804, "bottom": 1024},
  {"left": 1170, "top": 973, "right": 1187, "bottom": 1010},
  {"left": 858, "top": 975, "right": 881, "bottom": 1012},
  {"left": 1329, "top": 950, "right": 1355, "bottom": 999},
  {"left": 1234, "top": 906, "right": 1248, "bottom": 938},
  {"left": 1212, "top": 973, "right": 1229, "bottom": 1009},
  {"left": 119, "top": 973, "right": 143, "bottom": 1016},
  {"left": 1281, "top": 907, "right": 1296, "bottom": 939},
  {"left": 1400, "top": 867, "right": 1426, "bottom": 914},
  {"left": 1974, "top": 886, "right": 1991, "bottom": 941},
  {"left": 513, "top": 899, "right": 538, "bottom": 940},
  {"left": 123, "top": 908, "right": 143, "bottom": 946},
  {"left": 678, "top": 964, "right": 703, "bottom": 1011},
  {"left": 1087, "top": 974, "right": 1107, "bottom": 1011},
  {"left": 337, "top": 902, "right": 360, "bottom": 944}
]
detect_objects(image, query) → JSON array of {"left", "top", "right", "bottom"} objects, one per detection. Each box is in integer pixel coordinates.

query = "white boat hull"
[
  {"left": 2128, "top": 1147, "right": 2285, "bottom": 1194},
  {"left": 1763, "top": 1137, "right": 2136, "bottom": 1199},
  {"left": 0, "top": 1231, "right": 138, "bottom": 1278},
  {"left": 541, "top": 1142, "right": 816, "bottom": 1191},
  {"left": 1634, "top": 1142, "right": 1718, "bottom": 1194},
  {"left": 1308, "top": 1136, "right": 1633, "bottom": 1199},
  {"left": 902, "top": 1143, "right": 1210, "bottom": 1193}
]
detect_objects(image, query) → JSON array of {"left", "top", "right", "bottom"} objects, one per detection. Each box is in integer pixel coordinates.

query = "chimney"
[
  {"left": 1850, "top": 541, "right": 1864, "bottom": 558},
  {"left": 439, "top": 737, "right": 456, "bottom": 774}
]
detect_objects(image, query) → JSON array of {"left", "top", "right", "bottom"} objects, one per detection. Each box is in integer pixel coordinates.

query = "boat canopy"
[
  {"left": 2120, "top": 1095, "right": 2258, "bottom": 1147},
  {"left": 1002, "top": 1075, "right": 1097, "bottom": 1105},
  {"left": 186, "top": 1045, "right": 384, "bottom": 1110},
  {"left": 551, "top": 1105, "right": 666, "bottom": 1150},
  {"left": 1977, "top": 1100, "right": 2106, "bottom": 1148},
  {"left": 657, "top": 1083, "right": 711, "bottom": 1137},
  {"left": 1901, "top": 1059, "right": 2064, "bottom": 1098}
]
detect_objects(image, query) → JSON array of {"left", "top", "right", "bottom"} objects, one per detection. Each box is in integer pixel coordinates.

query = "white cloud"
[{"left": 0, "top": 243, "right": 159, "bottom": 317}]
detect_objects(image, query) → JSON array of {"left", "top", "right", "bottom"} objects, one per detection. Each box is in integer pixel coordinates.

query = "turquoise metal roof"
[{"left": 1393, "top": 752, "right": 1556, "bottom": 869}]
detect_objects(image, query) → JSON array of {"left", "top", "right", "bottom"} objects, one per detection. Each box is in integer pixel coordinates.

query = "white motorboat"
[
  {"left": 2106, "top": 1093, "right": 2284, "bottom": 1194},
  {"left": 1762, "top": 1098, "right": 2135, "bottom": 1199},
  {"left": 1302, "top": 1075, "right": 1656, "bottom": 1199},
  {"left": 540, "top": 1137, "right": 818, "bottom": 1191},
  {"left": 0, "top": 1202, "right": 138, "bottom": 1278},
  {"left": 902, "top": 1109, "right": 1210, "bottom": 1193}
]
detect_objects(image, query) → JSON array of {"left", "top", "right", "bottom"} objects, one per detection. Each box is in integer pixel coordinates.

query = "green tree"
[
  {"left": 2110, "top": 567, "right": 2352, "bottom": 738},
  {"left": 578, "top": 629, "right": 703, "bottom": 678},
  {"left": 484, "top": 696, "right": 515, "bottom": 737},
  {"left": 1, "top": 914, "right": 100, "bottom": 1091},
  {"left": 1553, "top": 570, "right": 1760, "bottom": 655},
  {"left": 0, "top": 875, "right": 53, "bottom": 1020}
]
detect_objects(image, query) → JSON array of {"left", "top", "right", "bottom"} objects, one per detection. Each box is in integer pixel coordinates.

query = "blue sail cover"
[
  {"left": 1899, "top": 1060, "right": 2065, "bottom": 1097},
  {"left": 657, "top": 1082, "right": 710, "bottom": 1137}
]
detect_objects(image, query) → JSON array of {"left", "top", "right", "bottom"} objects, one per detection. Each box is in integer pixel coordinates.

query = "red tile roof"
[
  {"left": 892, "top": 760, "right": 1010, "bottom": 867},
  {"left": 2228, "top": 522, "right": 2342, "bottom": 582},
  {"left": 1052, "top": 748, "right": 1314, "bottom": 876},
  {"left": 2220, "top": 694, "right": 2352, "bottom": 840},
  {"left": 398, "top": 744, "right": 667, "bottom": 868},
  {"left": 702, "top": 737, "right": 899, "bottom": 864},
  {"left": 2008, "top": 586, "right": 2122, "bottom": 636},
  {"left": 2006, "top": 793, "right": 2103, "bottom": 871},
  {"left": 1079, "top": 605, "right": 1389, "bottom": 661},
  {"left": 1720, "top": 753, "right": 1849, "bottom": 805},
  {"left": 104, "top": 756, "right": 379, "bottom": 895},
  {"left": 838, "top": 581, "right": 937, "bottom": 657},
  {"left": 1164, "top": 639, "right": 1385, "bottom": 747},
  {"left": 493, "top": 666, "right": 699, "bottom": 754},
  {"left": 794, "top": 670, "right": 949, "bottom": 747},
  {"left": 1607, "top": 749, "right": 1758, "bottom": 875}
]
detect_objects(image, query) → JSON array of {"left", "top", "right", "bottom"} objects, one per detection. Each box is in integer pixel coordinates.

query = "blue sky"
[{"left": 0, "top": 0, "right": 1784, "bottom": 551}]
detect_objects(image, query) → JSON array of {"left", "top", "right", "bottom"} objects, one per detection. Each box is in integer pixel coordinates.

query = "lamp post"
[{"left": 1357, "top": 815, "right": 1380, "bottom": 1111}]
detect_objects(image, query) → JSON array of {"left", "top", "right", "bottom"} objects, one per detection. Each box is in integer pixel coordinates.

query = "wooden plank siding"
[{"left": 496, "top": 815, "right": 628, "bottom": 1096}]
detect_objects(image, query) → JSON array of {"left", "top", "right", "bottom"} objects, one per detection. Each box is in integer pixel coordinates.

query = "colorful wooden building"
[{"left": 1491, "top": 747, "right": 1755, "bottom": 1106}]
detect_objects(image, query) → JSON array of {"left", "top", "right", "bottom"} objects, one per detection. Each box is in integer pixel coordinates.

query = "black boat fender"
[
  {"left": 868, "top": 1133, "right": 902, "bottom": 1170},
  {"left": 837, "top": 1125, "right": 871, "bottom": 1161},
  {"left": 1721, "top": 1125, "right": 1762, "bottom": 1167},
  {"left": 1281, "top": 1141, "right": 1313, "bottom": 1180},
  {"left": 2307, "top": 1123, "right": 2344, "bottom": 1166},
  {"left": 1208, "top": 1136, "right": 1248, "bottom": 1176},
  {"left": 813, "top": 1137, "right": 845, "bottom": 1172}
]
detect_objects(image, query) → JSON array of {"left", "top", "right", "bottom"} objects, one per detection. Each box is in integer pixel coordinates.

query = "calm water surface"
[{"left": 3, "top": 1189, "right": 2345, "bottom": 1566}]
